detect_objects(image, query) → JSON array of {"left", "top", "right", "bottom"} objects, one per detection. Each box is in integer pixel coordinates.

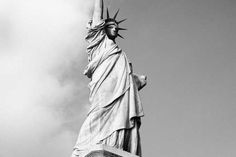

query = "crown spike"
[
  {"left": 118, "top": 28, "right": 127, "bottom": 31},
  {"left": 117, "top": 18, "right": 127, "bottom": 24},
  {"left": 117, "top": 34, "right": 124, "bottom": 39},
  {"left": 113, "top": 9, "right": 120, "bottom": 19},
  {"left": 106, "top": 8, "right": 110, "bottom": 19},
  {"left": 101, "top": 0, "right": 104, "bottom": 19}
]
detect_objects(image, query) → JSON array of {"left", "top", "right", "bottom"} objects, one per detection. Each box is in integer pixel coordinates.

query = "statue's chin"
[{"left": 107, "top": 35, "right": 116, "bottom": 40}]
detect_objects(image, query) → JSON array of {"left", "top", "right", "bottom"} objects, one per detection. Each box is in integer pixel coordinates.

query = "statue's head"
[
  {"left": 105, "top": 9, "right": 127, "bottom": 40},
  {"left": 105, "top": 19, "right": 118, "bottom": 40}
]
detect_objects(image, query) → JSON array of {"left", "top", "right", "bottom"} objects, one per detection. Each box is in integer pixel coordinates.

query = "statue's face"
[{"left": 105, "top": 23, "right": 118, "bottom": 40}]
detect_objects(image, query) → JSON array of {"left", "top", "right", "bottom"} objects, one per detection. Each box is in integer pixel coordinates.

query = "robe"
[{"left": 72, "top": 20, "right": 144, "bottom": 156}]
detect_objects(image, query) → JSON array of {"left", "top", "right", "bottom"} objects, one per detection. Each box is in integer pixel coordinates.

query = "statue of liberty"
[{"left": 71, "top": 0, "right": 147, "bottom": 156}]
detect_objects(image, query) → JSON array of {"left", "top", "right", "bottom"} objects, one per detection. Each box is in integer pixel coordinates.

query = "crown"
[{"left": 105, "top": 8, "right": 127, "bottom": 39}]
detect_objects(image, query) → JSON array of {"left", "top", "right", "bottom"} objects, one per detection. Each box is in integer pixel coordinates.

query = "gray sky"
[{"left": 0, "top": 0, "right": 236, "bottom": 157}]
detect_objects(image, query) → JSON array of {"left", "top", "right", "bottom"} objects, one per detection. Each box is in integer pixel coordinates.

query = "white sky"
[{"left": 0, "top": 0, "right": 236, "bottom": 157}]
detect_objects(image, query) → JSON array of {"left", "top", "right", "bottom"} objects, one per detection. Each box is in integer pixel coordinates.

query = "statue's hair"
[{"left": 105, "top": 18, "right": 117, "bottom": 25}]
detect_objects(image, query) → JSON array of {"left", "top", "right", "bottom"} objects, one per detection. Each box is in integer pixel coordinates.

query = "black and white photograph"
[{"left": 0, "top": 0, "right": 235, "bottom": 157}]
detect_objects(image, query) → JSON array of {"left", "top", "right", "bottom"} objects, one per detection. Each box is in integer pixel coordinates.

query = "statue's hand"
[{"left": 133, "top": 74, "right": 147, "bottom": 91}]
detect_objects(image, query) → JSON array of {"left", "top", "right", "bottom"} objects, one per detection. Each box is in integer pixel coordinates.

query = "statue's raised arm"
[{"left": 92, "top": 0, "right": 104, "bottom": 27}]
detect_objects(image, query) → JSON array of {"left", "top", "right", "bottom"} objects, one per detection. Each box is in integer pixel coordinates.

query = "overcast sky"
[{"left": 0, "top": 0, "right": 236, "bottom": 157}]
